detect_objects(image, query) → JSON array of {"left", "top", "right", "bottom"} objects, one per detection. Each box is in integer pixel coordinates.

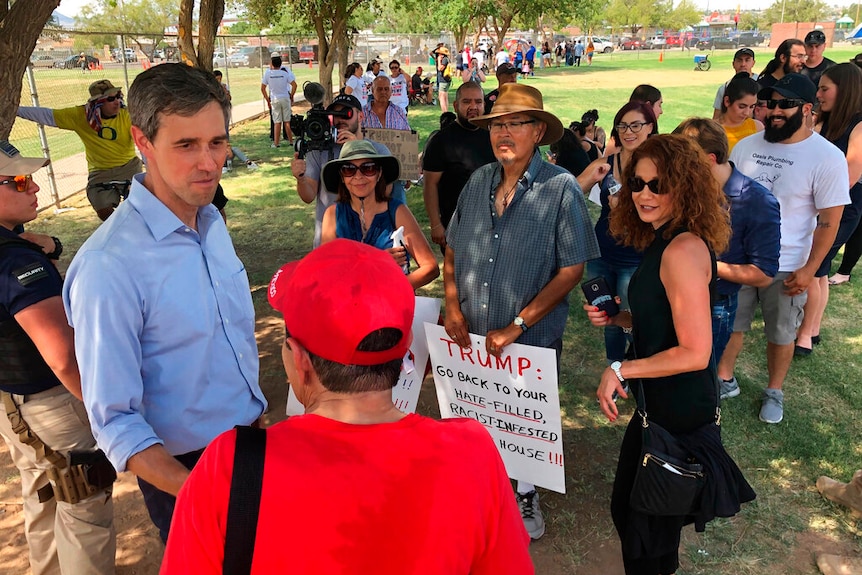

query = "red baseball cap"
[{"left": 268, "top": 239, "right": 415, "bottom": 366}]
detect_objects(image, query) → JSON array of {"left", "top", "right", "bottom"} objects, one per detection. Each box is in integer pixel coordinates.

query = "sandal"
[{"left": 828, "top": 273, "right": 851, "bottom": 285}]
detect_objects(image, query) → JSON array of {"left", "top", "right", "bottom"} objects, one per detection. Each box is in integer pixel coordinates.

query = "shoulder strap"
[
  {"left": 223, "top": 425, "right": 267, "bottom": 575},
  {"left": 0, "top": 236, "right": 44, "bottom": 255}
]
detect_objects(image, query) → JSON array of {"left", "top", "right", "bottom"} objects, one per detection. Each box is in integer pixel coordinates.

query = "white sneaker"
[
  {"left": 517, "top": 490, "right": 545, "bottom": 540},
  {"left": 246, "top": 161, "right": 259, "bottom": 170}
]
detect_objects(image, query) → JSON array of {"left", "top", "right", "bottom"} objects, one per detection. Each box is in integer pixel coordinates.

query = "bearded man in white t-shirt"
[{"left": 722, "top": 73, "right": 849, "bottom": 425}]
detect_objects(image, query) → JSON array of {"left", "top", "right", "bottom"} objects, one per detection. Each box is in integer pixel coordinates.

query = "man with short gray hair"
[{"left": 64, "top": 63, "right": 267, "bottom": 542}]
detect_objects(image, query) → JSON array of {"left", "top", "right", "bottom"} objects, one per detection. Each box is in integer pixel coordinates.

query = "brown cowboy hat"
[{"left": 470, "top": 84, "right": 564, "bottom": 145}]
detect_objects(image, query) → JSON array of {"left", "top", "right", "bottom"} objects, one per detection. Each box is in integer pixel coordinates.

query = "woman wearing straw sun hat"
[{"left": 320, "top": 140, "right": 438, "bottom": 290}]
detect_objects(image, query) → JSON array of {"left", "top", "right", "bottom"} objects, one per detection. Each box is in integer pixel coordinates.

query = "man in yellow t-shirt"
[{"left": 17, "top": 79, "right": 142, "bottom": 220}]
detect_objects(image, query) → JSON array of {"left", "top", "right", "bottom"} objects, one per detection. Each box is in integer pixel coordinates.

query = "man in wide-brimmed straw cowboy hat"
[
  {"left": 16, "top": 79, "right": 141, "bottom": 221},
  {"left": 443, "top": 83, "right": 600, "bottom": 540}
]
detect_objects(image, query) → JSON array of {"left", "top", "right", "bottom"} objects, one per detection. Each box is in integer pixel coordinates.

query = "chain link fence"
[{"left": 16, "top": 29, "right": 454, "bottom": 211}]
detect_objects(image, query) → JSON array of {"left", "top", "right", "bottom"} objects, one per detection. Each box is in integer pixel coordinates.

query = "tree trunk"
[
  {"left": 0, "top": 0, "right": 60, "bottom": 140},
  {"left": 197, "top": 0, "right": 223, "bottom": 72},
  {"left": 314, "top": 16, "right": 336, "bottom": 105},
  {"left": 337, "top": 35, "right": 350, "bottom": 90},
  {"left": 177, "top": 0, "right": 196, "bottom": 66}
]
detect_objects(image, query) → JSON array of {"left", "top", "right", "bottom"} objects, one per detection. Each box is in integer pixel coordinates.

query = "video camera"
[{"left": 289, "top": 81, "right": 354, "bottom": 159}]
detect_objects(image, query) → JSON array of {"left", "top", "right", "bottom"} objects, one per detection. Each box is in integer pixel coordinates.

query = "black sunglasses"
[
  {"left": 628, "top": 177, "right": 664, "bottom": 194},
  {"left": 105, "top": 93, "right": 123, "bottom": 102},
  {"left": 765, "top": 98, "right": 805, "bottom": 110},
  {"left": 340, "top": 161, "right": 380, "bottom": 178}
]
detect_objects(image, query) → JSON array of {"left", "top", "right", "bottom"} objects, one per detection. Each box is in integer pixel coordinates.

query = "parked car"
[
  {"left": 665, "top": 35, "right": 682, "bottom": 47},
  {"left": 697, "top": 36, "right": 734, "bottom": 50},
  {"left": 29, "top": 54, "right": 58, "bottom": 68},
  {"left": 229, "top": 46, "right": 270, "bottom": 67},
  {"left": 697, "top": 32, "right": 764, "bottom": 50},
  {"left": 646, "top": 36, "right": 667, "bottom": 49},
  {"left": 737, "top": 31, "right": 765, "bottom": 46},
  {"left": 574, "top": 36, "right": 614, "bottom": 54},
  {"left": 619, "top": 37, "right": 643, "bottom": 50},
  {"left": 213, "top": 51, "right": 229, "bottom": 68},
  {"left": 851, "top": 34, "right": 862, "bottom": 45},
  {"left": 272, "top": 45, "right": 301, "bottom": 64},
  {"left": 55, "top": 54, "right": 100, "bottom": 69}
]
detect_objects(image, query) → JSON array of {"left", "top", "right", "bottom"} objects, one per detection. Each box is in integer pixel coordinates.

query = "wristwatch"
[
  {"left": 610, "top": 361, "right": 625, "bottom": 383},
  {"left": 514, "top": 316, "right": 528, "bottom": 333}
]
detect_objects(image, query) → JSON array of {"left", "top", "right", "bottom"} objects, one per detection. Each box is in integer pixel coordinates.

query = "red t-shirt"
[{"left": 161, "top": 413, "right": 533, "bottom": 574}]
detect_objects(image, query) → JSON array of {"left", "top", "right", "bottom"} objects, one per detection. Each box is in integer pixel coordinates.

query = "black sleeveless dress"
[
  {"left": 610, "top": 224, "right": 755, "bottom": 575},
  {"left": 818, "top": 114, "right": 862, "bottom": 276}
]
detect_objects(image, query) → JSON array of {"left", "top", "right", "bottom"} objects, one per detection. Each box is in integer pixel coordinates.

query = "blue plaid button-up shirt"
[{"left": 447, "top": 150, "right": 600, "bottom": 347}]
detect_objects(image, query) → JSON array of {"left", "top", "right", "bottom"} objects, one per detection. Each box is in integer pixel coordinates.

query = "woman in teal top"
[{"left": 321, "top": 140, "right": 438, "bottom": 290}]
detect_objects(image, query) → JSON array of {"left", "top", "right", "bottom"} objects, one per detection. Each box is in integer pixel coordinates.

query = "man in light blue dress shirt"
[{"left": 63, "top": 64, "right": 267, "bottom": 542}]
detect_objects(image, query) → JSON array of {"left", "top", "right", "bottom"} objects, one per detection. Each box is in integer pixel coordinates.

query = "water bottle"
[{"left": 226, "top": 158, "right": 233, "bottom": 172}]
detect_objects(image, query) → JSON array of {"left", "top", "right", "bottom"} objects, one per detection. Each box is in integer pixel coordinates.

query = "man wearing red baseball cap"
[{"left": 161, "top": 240, "right": 533, "bottom": 574}]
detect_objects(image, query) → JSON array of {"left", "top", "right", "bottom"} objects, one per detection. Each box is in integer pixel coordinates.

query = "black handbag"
[{"left": 628, "top": 396, "right": 707, "bottom": 516}]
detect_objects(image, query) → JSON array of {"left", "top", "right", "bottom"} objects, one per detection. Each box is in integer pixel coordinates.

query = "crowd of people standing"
[{"left": 4, "top": 30, "right": 862, "bottom": 575}]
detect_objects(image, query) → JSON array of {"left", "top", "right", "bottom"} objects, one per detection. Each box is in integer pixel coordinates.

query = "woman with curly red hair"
[{"left": 585, "top": 134, "right": 754, "bottom": 575}]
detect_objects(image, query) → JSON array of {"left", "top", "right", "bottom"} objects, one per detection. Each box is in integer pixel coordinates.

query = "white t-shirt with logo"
[
  {"left": 262, "top": 67, "right": 296, "bottom": 101},
  {"left": 345, "top": 75, "right": 368, "bottom": 108},
  {"left": 731, "top": 131, "right": 849, "bottom": 271},
  {"left": 390, "top": 73, "right": 409, "bottom": 111}
]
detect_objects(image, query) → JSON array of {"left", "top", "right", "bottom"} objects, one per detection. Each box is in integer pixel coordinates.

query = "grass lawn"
[{"left": 24, "top": 47, "right": 862, "bottom": 573}]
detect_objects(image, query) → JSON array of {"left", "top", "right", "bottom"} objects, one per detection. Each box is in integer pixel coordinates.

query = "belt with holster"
[{"left": 1, "top": 391, "right": 116, "bottom": 504}]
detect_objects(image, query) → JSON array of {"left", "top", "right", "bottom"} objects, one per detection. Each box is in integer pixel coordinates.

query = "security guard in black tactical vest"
[{"left": 0, "top": 141, "right": 115, "bottom": 575}]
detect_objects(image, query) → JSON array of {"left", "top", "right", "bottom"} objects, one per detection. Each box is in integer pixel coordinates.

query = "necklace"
[
  {"left": 500, "top": 179, "right": 519, "bottom": 211},
  {"left": 358, "top": 197, "right": 368, "bottom": 239}
]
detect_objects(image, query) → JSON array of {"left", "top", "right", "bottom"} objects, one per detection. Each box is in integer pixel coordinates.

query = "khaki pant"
[{"left": 0, "top": 386, "right": 115, "bottom": 575}]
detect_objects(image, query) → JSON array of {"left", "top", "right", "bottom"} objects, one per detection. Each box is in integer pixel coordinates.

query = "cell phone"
[{"left": 581, "top": 276, "right": 619, "bottom": 317}]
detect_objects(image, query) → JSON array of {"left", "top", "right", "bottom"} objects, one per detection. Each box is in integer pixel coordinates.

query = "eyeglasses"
[
  {"left": 628, "top": 176, "right": 664, "bottom": 194},
  {"left": 0, "top": 174, "right": 32, "bottom": 192},
  {"left": 765, "top": 99, "right": 806, "bottom": 109},
  {"left": 105, "top": 93, "right": 123, "bottom": 102},
  {"left": 389, "top": 66, "right": 399, "bottom": 71},
  {"left": 615, "top": 121, "right": 649, "bottom": 134},
  {"left": 340, "top": 161, "right": 381, "bottom": 178},
  {"left": 790, "top": 53, "right": 808, "bottom": 61},
  {"left": 488, "top": 120, "right": 536, "bottom": 133}
]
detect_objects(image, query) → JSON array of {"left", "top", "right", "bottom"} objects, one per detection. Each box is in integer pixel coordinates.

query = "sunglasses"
[
  {"left": 0, "top": 174, "right": 32, "bottom": 192},
  {"left": 765, "top": 98, "right": 805, "bottom": 109},
  {"left": 106, "top": 94, "right": 123, "bottom": 102},
  {"left": 340, "top": 161, "right": 381, "bottom": 178},
  {"left": 628, "top": 176, "right": 664, "bottom": 194},
  {"left": 389, "top": 66, "right": 399, "bottom": 70}
]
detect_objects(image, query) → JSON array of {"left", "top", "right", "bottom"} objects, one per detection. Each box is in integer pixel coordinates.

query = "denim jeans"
[
  {"left": 711, "top": 292, "right": 738, "bottom": 364},
  {"left": 586, "top": 259, "right": 638, "bottom": 362},
  {"left": 138, "top": 449, "right": 204, "bottom": 543}
]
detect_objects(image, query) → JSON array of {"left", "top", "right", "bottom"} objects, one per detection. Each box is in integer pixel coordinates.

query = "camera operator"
[{"left": 291, "top": 94, "right": 407, "bottom": 248}]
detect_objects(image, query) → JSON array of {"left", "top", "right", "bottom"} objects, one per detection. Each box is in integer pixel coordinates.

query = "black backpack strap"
[{"left": 223, "top": 425, "right": 267, "bottom": 575}]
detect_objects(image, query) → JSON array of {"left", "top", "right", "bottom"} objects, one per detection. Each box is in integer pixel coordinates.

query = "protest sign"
[
  {"left": 286, "top": 296, "right": 440, "bottom": 416},
  {"left": 425, "top": 323, "right": 565, "bottom": 493},
  {"left": 362, "top": 128, "right": 420, "bottom": 180}
]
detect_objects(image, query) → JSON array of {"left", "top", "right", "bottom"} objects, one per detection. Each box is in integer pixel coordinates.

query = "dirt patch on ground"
[{"left": 0, "top": 309, "right": 624, "bottom": 574}]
